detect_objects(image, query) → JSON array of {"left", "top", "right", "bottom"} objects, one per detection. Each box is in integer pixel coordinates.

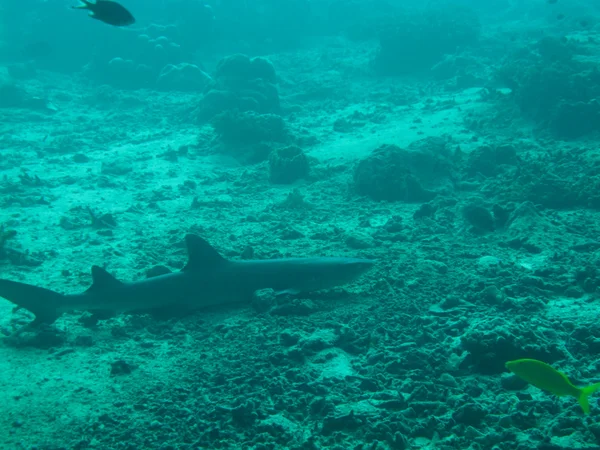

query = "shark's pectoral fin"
[
  {"left": 146, "top": 265, "right": 172, "bottom": 278},
  {"left": 86, "top": 266, "right": 124, "bottom": 292},
  {"left": 182, "top": 234, "right": 228, "bottom": 272}
]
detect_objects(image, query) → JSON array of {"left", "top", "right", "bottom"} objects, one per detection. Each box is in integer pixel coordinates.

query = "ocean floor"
[{"left": 2, "top": 38, "right": 600, "bottom": 450}]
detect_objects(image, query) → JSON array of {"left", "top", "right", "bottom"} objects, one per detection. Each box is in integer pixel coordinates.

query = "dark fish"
[
  {"left": 73, "top": 0, "right": 135, "bottom": 27},
  {"left": 556, "top": 13, "right": 565, "bottom": 20}
]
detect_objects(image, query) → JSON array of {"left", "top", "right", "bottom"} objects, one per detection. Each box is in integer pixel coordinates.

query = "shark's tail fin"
[{"left": 0, "top": 278, "right": 63, "bottom": 324}]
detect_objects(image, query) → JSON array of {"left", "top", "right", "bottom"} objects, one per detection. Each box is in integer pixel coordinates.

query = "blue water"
[{"left": 1, "top": 0, "right": 600, "bottom": 448}]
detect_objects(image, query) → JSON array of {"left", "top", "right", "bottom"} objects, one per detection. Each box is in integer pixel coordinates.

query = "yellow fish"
[{"left": 506, "top": 359, "right": 600, "bottom": 414}]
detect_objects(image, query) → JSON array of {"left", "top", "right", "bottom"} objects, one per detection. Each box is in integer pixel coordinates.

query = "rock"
[
  {"left": 215, "top": 54, "right": 276, "bottom": 84},
  {"left": 463, "top": 204, "right": 495, "bottom": 232},
  {"left": 199, "top": 54, "right": 280, "bottom": 120},
  {"left": 269, "top": 145, "right": 309, "bottom": 184},
  {"left": 466, "top": 144, "right": 519, "bottom": 177},
  {"left": 552, "top": 100, "right": 600, "bottom": 139},
  {"left": 211, "top": 110, "right": 287, "bottom": 148},
  {"left": 354, "top": 138, "right": 454, "bottom": 202},
  {"left": 101, "top": 159, "right": 133, "bottom": 175},
  {"left": 374, "top": 7, "right": 480, "bottom": 75},
  {"left": 157, "top": 63, "right": 212, "bottom": 91}
]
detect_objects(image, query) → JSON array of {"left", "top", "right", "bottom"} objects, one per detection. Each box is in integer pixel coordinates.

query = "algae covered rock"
[
  {"left": 495, "top": 36, "right": 600, "bottom": 139},
  {"left": 354, "top": 137, "right": 455, "bottom": 202},
  {"left": 211, "top": 110, "right": 290, "bottom": 163},
  {"left": 199, "top": 54, "right": 280, "bottom": 120},
  {"left": 269, "top": 146, "right": 309, "bottom": 184},
  {"left": 552, "top": 100, "right": 600, "bottom": 140},
  {"left": 374, "top": 6, "right": 480, "bottom": 75},
  {"left": 157, "top": 63, "right": 212, "bottom": 91},
  {"left": 95, "top": 57, "right": 154, "bottom": 89},
  {"left": 211, "top": 110, "right": 287, "bottom": 146},
  {"left": 465, "top": 144, "right": 519, "bottom": 177},
  {"left": 462, "top": 203, "right": 495, "bottom": 232},
  {"left": 215, "top": 54, "right": 277, "bottom": 84}
]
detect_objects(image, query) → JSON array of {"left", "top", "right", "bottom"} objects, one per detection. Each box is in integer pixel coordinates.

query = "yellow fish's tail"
[{"left": 578, "top": 383, "right": 600, "bottom": 414}]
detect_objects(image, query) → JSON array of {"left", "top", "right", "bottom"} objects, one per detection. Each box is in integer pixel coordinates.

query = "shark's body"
[{"left": 0, "top": 235, "right": 375, "bottom": 325}]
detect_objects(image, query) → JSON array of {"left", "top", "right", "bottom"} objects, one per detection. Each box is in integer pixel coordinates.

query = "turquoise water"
[{"left": 1, "top": 0, "right": 600, "bottom": 448}]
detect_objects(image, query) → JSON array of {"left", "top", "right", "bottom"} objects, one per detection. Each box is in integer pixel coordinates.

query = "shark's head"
[
  {"left": 333, "top": 257, "right": 376, "bottom": 282},
  {"left": 289, "top": 257, "right": 375, "bottom": 293}
]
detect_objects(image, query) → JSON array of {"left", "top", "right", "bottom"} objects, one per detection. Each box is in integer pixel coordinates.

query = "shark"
[{"left": 0, "top": 234, "right": 375, "bottom": 326}]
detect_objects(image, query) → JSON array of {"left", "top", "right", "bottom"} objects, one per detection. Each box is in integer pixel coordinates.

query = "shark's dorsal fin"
[
  {"left": 183, "top": 235, "right": 227, "bottom": 272},
  {"left": 87, "top": 265, "right": 124, "bottom": 292}
]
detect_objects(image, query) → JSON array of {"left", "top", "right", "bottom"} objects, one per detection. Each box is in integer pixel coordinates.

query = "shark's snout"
[
  {"left": 321, "top": 257, "right": 376, "bottom": 286},
  {"left": 345, "top": 258, "right": 376, "bottom": 277}
]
